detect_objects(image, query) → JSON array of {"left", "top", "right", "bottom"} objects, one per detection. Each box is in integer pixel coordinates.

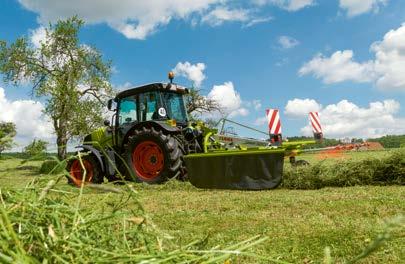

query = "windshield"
[{"left": 162, "top": 92, "right": 188, "bottom": 123}]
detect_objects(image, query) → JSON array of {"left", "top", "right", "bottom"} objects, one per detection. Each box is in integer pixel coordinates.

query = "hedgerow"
[{"left": 282, "top": 149, "right": 405, "bottom": 189}]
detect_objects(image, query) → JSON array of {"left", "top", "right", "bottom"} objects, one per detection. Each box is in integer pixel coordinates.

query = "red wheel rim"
[
  {"left": 132, "top": 141, "right": 164, "bottom": 180},
  {"left": 69, "top": 159, "right": 94, "bottom": 186}
]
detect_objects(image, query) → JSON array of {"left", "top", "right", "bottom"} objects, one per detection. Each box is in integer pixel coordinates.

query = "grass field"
[{"left": 0, "top": 152, "right": 404, "bottom": 263}]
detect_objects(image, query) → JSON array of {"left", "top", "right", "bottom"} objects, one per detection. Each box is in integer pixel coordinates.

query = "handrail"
[{"left": 216, "top": 118, "right": 269, "bottom": 136}]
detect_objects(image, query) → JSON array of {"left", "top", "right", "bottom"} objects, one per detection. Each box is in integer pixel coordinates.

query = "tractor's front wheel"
[
  {"left": 67, "top": 155, "right": 103, "bottom": 187},
  {"left": 125, "top": 127, "right": 182, "bottom": 184}
]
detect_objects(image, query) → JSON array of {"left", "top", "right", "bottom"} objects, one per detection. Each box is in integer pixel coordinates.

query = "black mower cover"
[{"left": 184, "top": 149, "right": 284, "bottom": 190}]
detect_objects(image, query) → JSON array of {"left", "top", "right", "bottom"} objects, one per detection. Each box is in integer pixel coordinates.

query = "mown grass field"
[{"left": 0, "top": 151, "right": 404, "bottom": 263}]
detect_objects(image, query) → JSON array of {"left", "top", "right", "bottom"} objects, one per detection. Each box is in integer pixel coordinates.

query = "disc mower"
[{"left": 68, "top": 73, "right": 320, "bottom": 190}]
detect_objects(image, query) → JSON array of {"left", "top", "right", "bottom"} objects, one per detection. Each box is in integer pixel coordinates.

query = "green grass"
[
  {"left": 283, "top": 149, "right": 405, "bottom": 189},
  {"left": 290, "top": 149, "right": 392, "bottom": 166},
  {"left": 0, "top": 153, "right": 404, "bottom": 263}
]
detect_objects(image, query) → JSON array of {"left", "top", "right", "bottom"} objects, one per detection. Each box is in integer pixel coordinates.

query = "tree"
[
  {"left": 185, "top": 87, "right": 221, "bottom": 115},
  {"left": 24, "top": 139, "right": 48, "bottom": 156},
  {"left": 0, "top": 122, "right": 16, "bottom": 156},
  {"left": 0, "top": 17, "right": 112, "bottom": 159},
  {"left": 368, "top": 135, "right": 405, "bottom": 148}
]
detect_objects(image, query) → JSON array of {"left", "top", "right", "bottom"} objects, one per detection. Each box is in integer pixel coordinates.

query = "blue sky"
[{"left": 1, "top": 0, "right": 405, "bottom": 150}]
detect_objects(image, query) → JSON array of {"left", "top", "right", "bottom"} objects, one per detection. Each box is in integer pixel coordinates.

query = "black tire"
[
  {"left": 67, "top": 154, "right": 103, "bottom": 186},
  {"left": 125, "top": 127, "right": 183, "bottom": 184}
]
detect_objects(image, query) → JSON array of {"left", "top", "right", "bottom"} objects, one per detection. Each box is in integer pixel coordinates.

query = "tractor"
[{"left": 68, "top": 74, "right": 316, "bottom": 190}]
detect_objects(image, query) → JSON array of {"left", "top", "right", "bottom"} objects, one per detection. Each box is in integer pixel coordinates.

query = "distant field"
[
  {"left": 0, "top": 151, "right": 404, "bottom": 263},
  {"left": 289, "top": 149, "right": 392, "bottom": 166}
]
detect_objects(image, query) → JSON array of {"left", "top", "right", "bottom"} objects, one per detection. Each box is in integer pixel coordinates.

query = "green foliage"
[
  {"left": 0, "top": 16, "right": 113, "bottom": 159},
  {"left": 368, "top": 134, "right": 405, "bottom": 148},
  {"left": 39, "top": 159, "right": 66, "bottom": 174},
  {"left": 23, "top": 139, "right": 48, "bottom": 156},
  {"left": 0, "top": 121, "right": 16, "bottom": 155},
  {"left": 283, "top": 149, "right": 405, "bottom": 189}
]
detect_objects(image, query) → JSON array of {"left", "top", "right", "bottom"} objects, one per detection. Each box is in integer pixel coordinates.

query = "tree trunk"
[
  {"left": 56, "top": 134, "right": 68, "bottom": 160},
  {"left": 54, "top": 117, "right": 68, "bottom": 160}
]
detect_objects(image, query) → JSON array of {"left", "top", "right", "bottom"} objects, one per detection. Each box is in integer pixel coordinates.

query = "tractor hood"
[{"left": 83, "top": 127, "right": 113, "bottom": 149}]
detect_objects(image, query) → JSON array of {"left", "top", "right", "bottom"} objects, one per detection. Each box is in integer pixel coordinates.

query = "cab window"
[
  {"left": 140, "top": 92, "right": 159, "bottom": 121},
  {"left": 163, "top": 92, "right": 187, "bottom": 123},
  {"left": 119, "top": 97, "right": 137, "bottom": 125}
]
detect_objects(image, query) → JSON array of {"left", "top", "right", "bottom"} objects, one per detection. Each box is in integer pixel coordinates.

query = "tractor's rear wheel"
[
  {"left": 67, "top": 155, "right": 103, "bottom": 187},
  {"left": 125, "top": 127, "right": 182, "bottom": 183}
]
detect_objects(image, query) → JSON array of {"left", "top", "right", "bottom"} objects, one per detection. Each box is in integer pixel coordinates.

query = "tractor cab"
[
  {"left": 108, "top": 82, "right": 189, "bottom": 124},
  {"left": 107, "top": 82, "right": 190, "bottom": 147}
]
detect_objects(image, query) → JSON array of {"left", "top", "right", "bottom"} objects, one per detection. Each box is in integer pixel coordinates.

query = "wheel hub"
[
  {"left": 132, "top": 141, "right": 164, "bottom": 180},
  {"left": 69, "top": 159, "right": 94, "bottom": 186}
]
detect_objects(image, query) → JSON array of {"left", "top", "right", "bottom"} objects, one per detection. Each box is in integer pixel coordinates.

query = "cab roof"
[{"left": 115, "top": 82, "right": 189, "bottom": 100}]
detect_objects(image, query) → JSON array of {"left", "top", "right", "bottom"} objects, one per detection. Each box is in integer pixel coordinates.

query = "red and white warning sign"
[
  {"left": 309, "top": 112, "right": 322, "bottom": 134},
  {"left": 266, "top": 109, "right": 282, "bottom": 135}
]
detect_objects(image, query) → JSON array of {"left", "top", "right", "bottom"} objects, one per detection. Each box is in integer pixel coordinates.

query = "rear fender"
[{"left": 76, "top": 145, "right": 105, "bottom": 173}]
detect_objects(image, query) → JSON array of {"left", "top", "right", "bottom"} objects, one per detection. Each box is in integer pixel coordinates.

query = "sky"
[{"left": 1, "top": 0, "right": 405, "bottom": 151}]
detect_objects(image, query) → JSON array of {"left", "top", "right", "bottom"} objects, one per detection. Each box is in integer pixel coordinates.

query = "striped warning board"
[
  {"left": 309, "top": 112, "right": 322, "bottom": 134},
  {"left": 266, "top": 109, "right": 282, "bottom": 135}
]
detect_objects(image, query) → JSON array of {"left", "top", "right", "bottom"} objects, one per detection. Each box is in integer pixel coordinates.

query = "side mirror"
[
  {"left": 104, "top": 119, "right": 111, "bottom": 126},
  {"left": 107, "top": 99, "right": 116, "bottom": 111}
]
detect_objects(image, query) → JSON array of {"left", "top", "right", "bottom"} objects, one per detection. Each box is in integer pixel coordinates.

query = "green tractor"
[{"left": 68, "top": 75, "right": 312, "bottom": 190}]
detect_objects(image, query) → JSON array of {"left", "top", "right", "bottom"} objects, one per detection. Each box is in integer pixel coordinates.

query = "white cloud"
[
  {"left": 299, "top": 50, "right": 375, "bottom": 84},
  {"left": 18, "top": 0, "right": 313, "bottom": 40},
  {"left": 254, "top": 116, "right": 268, "bottom": 126},
  {"left": 115, "top": 82, "right": 133, "bottom": 91},
  {"left": 29, "top": 26, "right": 47, "bottom": 48},
  {"left": 252, "top": 100, "right": 262, "bottom": 110},
  {"left": 291, "top": 98, "right": 405, "bottom": 139},
  {"left": 201, "top": 7, "right": 272, "bottom": 27},
  {"left": 172, "top": 61, "right": 258, "bottom": 118},
  {"left": 0, "top": 87, "right": 54, "bottom": 150},
  {"left": 245, "top": 100, "right": 262, "bottom": 110},
  {"left": 201, "top": 7, "right": 250, "bottom": 26},
  {"left": 18, "top": 0, "right": 221, "bottom": 40},
  {"left": 244, "top": 16, "right": 273, "bottom": 28},
  {"left": 285, "top": 98, "right": 322, "bottom": 117},
  {"left": 278, "top": 35, "right": 300, "bottom": 49},
  {"left": 299, "top": 23, "right": 405, "bottom": 91},
  {"left": 207, "top": 82, "right": 249, "bottom": 118},
  {"left": 254, "top": 0, "right": 315, "bottom": 11},
  {"left": 339, "top": 0, "right": 387, "bottom": 17},
  {"left": 371, "top": 24, "right": 405, "bottom": 90},
  {"left": 173, "top": 62, "right": 206, "bottom": 87}
]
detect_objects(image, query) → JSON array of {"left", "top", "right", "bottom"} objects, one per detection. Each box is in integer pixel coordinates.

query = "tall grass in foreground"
[
  {"left": 283, "top": 149, "right": 405, "bottom": 189},
  {"left": 1, "top": 150, "right": 404, "bottom": 262},
  {"left": 0, "top": 180, "right": 403, "bottom": 263},
  {"left": 0, "top": 175, "right": 276, "bottom": 263}
]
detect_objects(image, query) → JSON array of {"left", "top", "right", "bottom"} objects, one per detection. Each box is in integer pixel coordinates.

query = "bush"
[
  {"left": 282, "top": 150, "right": 405, "bottom": 189},
  {"left": 0, "top": 154, "right": 13, "bottom": 160},
  {"left": 39, "top": 160, "right": 66, "bottom": 174},
  {"left": 23, "top": 139, "right": 48, "bottom": 157}
]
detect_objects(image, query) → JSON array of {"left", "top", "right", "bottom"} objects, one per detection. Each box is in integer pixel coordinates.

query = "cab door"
[
  {"left": 116, "top": 95, "right": 138, "bottom": 145},
  {"left": 139, "top": 91, "right": 165, "bottom": 121}
]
